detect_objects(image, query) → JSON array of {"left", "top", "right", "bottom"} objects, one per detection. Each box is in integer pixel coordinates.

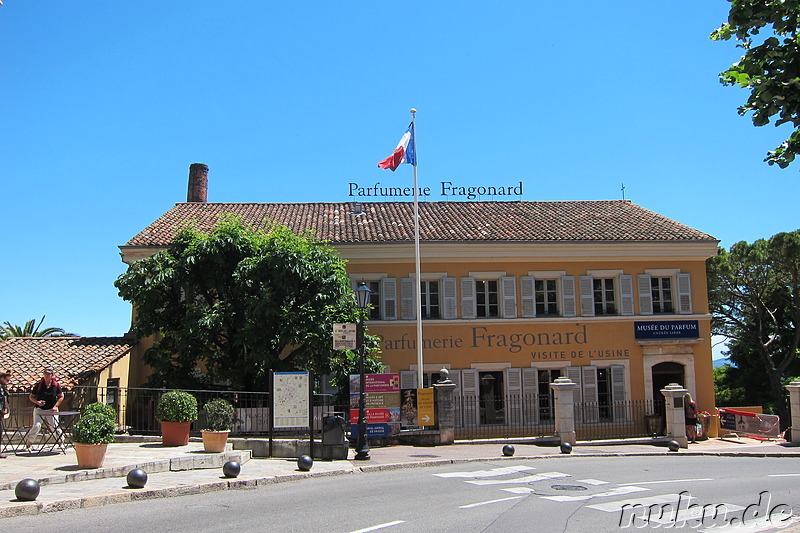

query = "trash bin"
[
  {"left": 645, "top": 414, "right": 664, "bottom": 436},
  {"left": 322, "top": 413, "right": 348, "bottom": 460}
]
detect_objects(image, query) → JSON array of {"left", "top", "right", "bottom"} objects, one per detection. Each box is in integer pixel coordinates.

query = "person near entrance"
[
  {"left": 24, "top": 367, "right": 64, "bottom": 450},
  {"left": 0, "top": 369, "right": 11, "bottom": 458},
  {"left": 684, "top": 392, "right": 698, "bottom": 443}
]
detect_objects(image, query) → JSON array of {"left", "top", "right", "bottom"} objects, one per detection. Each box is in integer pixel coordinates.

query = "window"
[
  {"left": 535, "top": 279, "right": 558, "bottom": 316},
  {"left": 597, "top": 368, "right": 612, "bottom": 421},
  {"left": 476, "top": 280, "right": 499, "bottom": 318},
  {"left": 593, "top": 278, "right": 616, "bottom": 315},
  {"left": 638, "top": 272, "right": 691, "bottom": 315},
  {"left": 651, "top": 277, "right": 674, "bottom": 314},
  {"left": 420, "top": 280, "right": 440, "bottom": 319},
  {"left": 367, "top": 280, "right": 382, "bottom": 320},
  {"left": 537, "top": 368, "right": 561, "bottom": 421}
]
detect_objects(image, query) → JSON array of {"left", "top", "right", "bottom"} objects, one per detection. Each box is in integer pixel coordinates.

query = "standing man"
[
  {"left": 0, "top": 369, "right": 11, "bottom": 458},
  {"left": 24, "top": 367, "right": 64, "bottom": 450}
]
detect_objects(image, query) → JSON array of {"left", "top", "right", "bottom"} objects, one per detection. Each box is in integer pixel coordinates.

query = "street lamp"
[{"left": 354, "top": 281, "right": 371, "bottom": 461}]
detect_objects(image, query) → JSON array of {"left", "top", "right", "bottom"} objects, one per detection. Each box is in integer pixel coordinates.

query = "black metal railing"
[
  {"left": 575, "top": 400, "right": 662, "bottom": 440},
  {"left": 24, "top": 386, "right": 342, "bottom": 438},
  {"left": 455, "top": 394, "right": 555, "bottom": 439}
]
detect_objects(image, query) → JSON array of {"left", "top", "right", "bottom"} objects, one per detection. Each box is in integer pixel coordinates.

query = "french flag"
[{"left": 377, "top": 123, "right": 416, "bottom": 171}]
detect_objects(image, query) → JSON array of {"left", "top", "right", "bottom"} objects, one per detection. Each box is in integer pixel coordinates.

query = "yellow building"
[{"left": 120, "top": 167, "right": 718, "bottom": 431}]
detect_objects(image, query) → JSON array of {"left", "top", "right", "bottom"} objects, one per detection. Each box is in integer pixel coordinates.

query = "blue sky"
[{"left": 1, "top": 1, "right": 797, "bottom": 343}]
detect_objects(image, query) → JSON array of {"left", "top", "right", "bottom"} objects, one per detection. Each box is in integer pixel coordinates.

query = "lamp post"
[{"left": 354, "top": 281, "right": 371, "bottom": 461}]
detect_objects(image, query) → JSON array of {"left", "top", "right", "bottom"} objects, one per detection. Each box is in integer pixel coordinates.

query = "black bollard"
[
  {"left": 560, "top": 442, "right": 572, "bottom": 454},
  {"left": 297, "top": 455, "right": 313, "bottom": 471},
  {"left": 668, "top": 440, "right": 680, "bottom": 452},
  {"left": 126, "top": 468, "right": 148, "bottom": 488},
  {"left": 502, "top": 444, "right": 515, "bottom": 457},
  {"left": 15, "top": 479, "right": 40, "bottom": 501},
  {"left": 223, "top": 460, "right": 241, "bottom": 478}
]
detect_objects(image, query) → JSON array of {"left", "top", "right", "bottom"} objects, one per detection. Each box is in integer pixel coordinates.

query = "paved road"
[{"left": 4, "top": 455, "right": 800, "bottom": 532}]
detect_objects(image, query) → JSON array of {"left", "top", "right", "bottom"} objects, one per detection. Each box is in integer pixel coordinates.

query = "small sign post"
[
  {"left": 333, "top": 323, "right": 357, "bottom": 351},
  {"left": 417, "top": 388, "right": 435, "bottom": 426}
]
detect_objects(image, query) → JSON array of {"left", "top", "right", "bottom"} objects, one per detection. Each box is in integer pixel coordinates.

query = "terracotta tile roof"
[
  {"left": 122, "top": 200, "right": 715, "bottom": 247},
  {"left": 0, "top": 337, "right": 134, "bottom": 393}
]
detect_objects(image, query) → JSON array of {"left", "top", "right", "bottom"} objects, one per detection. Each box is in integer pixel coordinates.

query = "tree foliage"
[
  {"left": 0, "top": 316, "right": 75, "bottom": 340},
  {"left": 711, "top": 1, "right": 800, "bottom": 168},
  {"left": 115, "top": 216, "right": 381, "bottom": 390},
  {"left": 707, "top": 230, "right": 800, "bottom": 425}
]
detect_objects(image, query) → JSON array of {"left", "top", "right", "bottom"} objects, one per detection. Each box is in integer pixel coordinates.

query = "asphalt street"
[{"left": 3, "top": 455, "right": 799, "bottom": 533}]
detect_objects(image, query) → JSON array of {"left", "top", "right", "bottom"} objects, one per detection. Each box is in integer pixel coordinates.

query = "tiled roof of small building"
[
  {"left": 123, "top": 200, "right": 716, "bottom": 247},
  {"left": 0, "top": 337, "right": 134, "bottom": 393}
]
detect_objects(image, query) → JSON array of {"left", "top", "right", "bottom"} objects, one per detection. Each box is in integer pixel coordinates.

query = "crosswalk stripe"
[
  {"left": 588, "top": 493, "right": 687, "bottom": 512},
  {"left": 647, "top": 504, "right": 745, "bottom": 526},
  {"left": 541, "top": 485, "right": 650, "bottom": 503},
  {"left": 467, "top": 472, "right": 570, "bottom": 486},
  {"left": 434, "top": 465, "right": 535, "bottom": 478},
  {"left": 577, "top": 479, "right": 609, "bottom": 486}
]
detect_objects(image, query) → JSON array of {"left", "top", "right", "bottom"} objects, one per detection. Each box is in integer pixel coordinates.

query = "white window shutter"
[
  {"left": 381, "top": 278, "right": 398, "bottom": 320},
  {"left": 501, "top": 276, "right": 517, "bottom": 318},
  {"left": 460, "top": 277, "right": 476, "bottom": 319},
  {"left": 520, "top": 276, "right": 536, "bottom": 317},
  {"left": 449, "top": 369, "right": 463, "bottom": 427},
  {"left": 401, "top": 277, "right": 416, "bottom": 320},
  {"left": 522, "top": 367, "right": 538, "bottom": 424},
  {"left": 505, "top": 368, "right": 522, "bottom": 425},
  {"left": 611, "top": 364, "right": 626, "bottom": 421},
  {"left": 566, "top": 366, "right": 582, "bottom": 423},
  {"left": 442, "top": 277, "right": 457, "bottom": 319},
  {"left": 561, "top": 276, "right": 576, "bottom": 317},
  {"left": 582, "top": 365, "right": 599, "bottom": 423},
  {"left": 619, "top": 274, "right": 634, "bottom": 316},
  {"left": 400, "top": 370, "right": 417, "bottom": 391},
  {"left": 637, "top": 274, "right": 653, "bottom": 315},
  {"left": 460, "top": 369, "right": 479, "bottom": 426},
  {"left": 677, "top": 273, "right": 692, "bottom": 314},
  {"left": 579, "top": 275, "right": 595, "bottom": 317}
]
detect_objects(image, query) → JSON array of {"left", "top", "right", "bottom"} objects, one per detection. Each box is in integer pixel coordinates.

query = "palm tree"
[{"left": 0, "top": 316, "right": 76, "bottom": 340}]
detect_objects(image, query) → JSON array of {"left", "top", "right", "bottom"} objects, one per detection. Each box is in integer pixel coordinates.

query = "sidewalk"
[{"left": 0, "top": 436, "right": 798, "bottom": 519}]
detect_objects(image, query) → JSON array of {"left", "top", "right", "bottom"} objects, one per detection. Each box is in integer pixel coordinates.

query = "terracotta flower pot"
[
  {"left": 201, "top": 430, "right": 230, "bottom": 453},
  {"left": 74, "top": 443, "right": 108, "bottom": 469},
  {"left": 160, "top": 421, "right": 193, "bottom": 446}
]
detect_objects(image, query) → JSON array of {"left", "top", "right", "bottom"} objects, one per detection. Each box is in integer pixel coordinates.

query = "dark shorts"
[{"left": 685, "top": 417, "right": 697, "bottom": 426}]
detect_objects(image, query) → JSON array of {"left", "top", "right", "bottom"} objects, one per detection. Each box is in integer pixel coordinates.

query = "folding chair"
[{"left": 1, "top": 407, "right": 33, "bottom": 455}]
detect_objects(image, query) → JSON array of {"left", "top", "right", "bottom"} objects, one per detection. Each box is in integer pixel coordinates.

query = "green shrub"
[
  {"left": 202, "top": 398, "right": 236, "bottom": 431},
  {"left": 72, "top": 409, "right": 116, "bottom": 444},
  {"left": 83, "top": 402, "right": 117, "bottom": 421},
  {"left": 156, "top": 391, "right": 198, "bottom": 423}
]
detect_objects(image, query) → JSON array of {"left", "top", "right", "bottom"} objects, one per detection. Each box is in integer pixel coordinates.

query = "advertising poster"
[
  {"left": 273, "top": 372, "right": 309, "bottom": 428},
  {"left": 350, "top": 373, "right": 401, "bottom": 438}
]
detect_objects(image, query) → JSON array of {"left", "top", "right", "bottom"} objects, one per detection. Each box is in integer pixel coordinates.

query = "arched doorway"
[
  {"left": 651, "top": 361, "right": 686, "bottom": 403},
  {"left": 650, "top": 362, "right": 685, "bottom": 434}
]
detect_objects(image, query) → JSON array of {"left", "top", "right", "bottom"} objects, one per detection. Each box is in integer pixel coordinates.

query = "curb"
[{"left": 0, "top": 449, "right": 252, "bottom": 491}]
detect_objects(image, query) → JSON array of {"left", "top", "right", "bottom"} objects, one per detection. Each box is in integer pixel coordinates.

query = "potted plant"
[
  {"left": 201, "top": 398, "right": 236, "bottom": 453},
  {"left": 156, "top": 390, "right": 198, "bottom": 446},
  {"left": 72, "top": 402, "right": 116, "bottom": 468}
]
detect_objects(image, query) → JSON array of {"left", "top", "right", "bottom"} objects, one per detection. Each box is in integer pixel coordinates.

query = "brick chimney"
[{"left": 187, "top": 163, "right": 208, "bottom": 202}]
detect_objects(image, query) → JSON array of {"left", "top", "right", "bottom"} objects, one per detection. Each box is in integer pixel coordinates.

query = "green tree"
[
  {"left": 711, "top": 1, "right": 800, "bottom": 168},
  {"left": 707, "top": 230, "right": 800, "bottom": 426},
  {"left": 114, "top": 215, "right": 381, "bottom": 391},
  {"left": 0, "top": 316, "right": 75, "bottom": 340}
]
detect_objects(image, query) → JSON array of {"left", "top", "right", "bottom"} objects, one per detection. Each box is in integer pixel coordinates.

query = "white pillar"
[
  {"left": 786, "top": 379, "right": 800, "bottom": 443},
  {"left": 661, "top": 383, "right": 689, "bottom": 448},
  {"left": 551, "top": 377, "right": 578, "bottom": 446}
]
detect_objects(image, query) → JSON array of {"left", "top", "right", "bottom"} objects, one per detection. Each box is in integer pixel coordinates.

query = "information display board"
[
  {"left": 350, "top": 373, "right": 400, "bottom": 438},
  {"left": 273, "top": 372, "right": 310, "bottom": 428}
]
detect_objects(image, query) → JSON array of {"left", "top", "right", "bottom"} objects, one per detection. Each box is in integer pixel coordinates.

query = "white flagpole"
[{"left": 411, "top": 108, "right": 424, "bottom": 390}]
